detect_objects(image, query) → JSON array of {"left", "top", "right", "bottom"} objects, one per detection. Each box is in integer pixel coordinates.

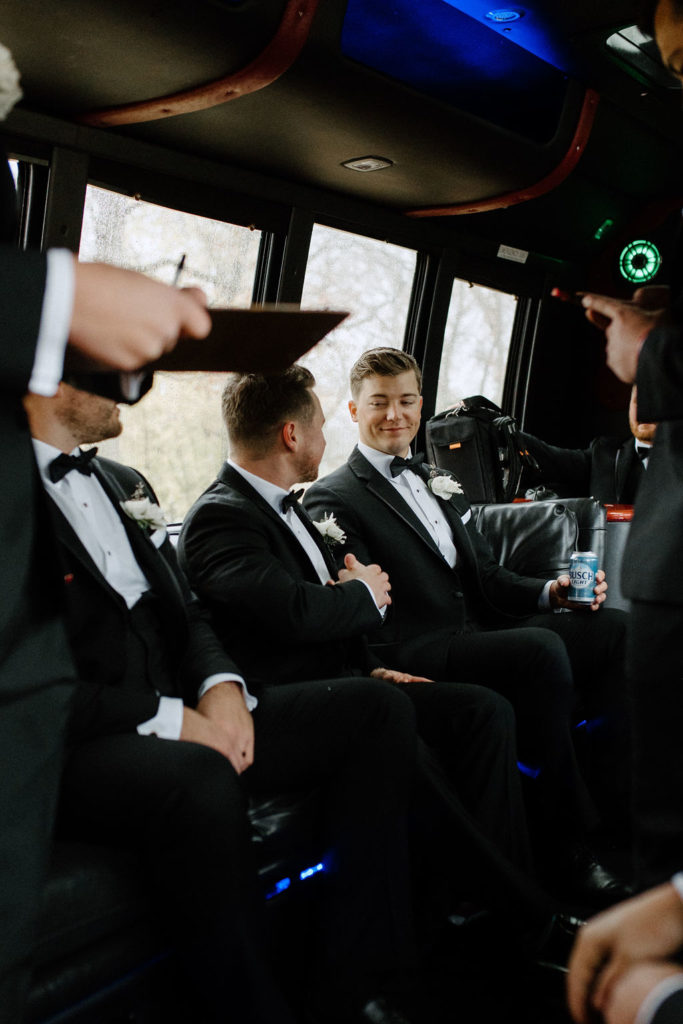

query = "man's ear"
[
  {"left": 281, "top": 420, "right": 297, "bottom": 452},
  {"left": 348, "top": 399, "right": 358, "bottom": 422}
]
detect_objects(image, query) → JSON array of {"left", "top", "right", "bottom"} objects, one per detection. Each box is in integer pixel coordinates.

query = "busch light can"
[{"left": 568, "top": 550, "right": 599, "bottom": 603}]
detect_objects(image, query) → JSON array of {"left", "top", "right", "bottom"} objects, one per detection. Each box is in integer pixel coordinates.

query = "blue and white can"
[{"left": 568, "top": 551, "right": 599, "bottom": 603}]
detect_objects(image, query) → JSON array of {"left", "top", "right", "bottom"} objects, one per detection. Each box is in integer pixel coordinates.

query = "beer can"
[{"left": 567, "top": 550, "right": 599, "bottom": 603}]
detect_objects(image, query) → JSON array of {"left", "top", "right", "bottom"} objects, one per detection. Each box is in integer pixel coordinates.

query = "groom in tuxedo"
[
  {"left": 304, "top": 348, "right": 630, "bottom": 900},
  {"left": 24, "top": 380, "right": 436, "bottom": 1024}
]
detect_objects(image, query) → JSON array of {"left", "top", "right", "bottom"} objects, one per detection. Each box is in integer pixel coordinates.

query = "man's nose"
[{"left": 385, "top": 403, "right": 399, "bottom": 420}]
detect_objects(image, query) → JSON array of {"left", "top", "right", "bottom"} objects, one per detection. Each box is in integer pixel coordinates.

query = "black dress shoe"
[
  {"left": 360, "top": 997, "right": 414, "bottom": 1023},
  {"left": 568, "top": 846, "right": 634, "bottom": 909}
]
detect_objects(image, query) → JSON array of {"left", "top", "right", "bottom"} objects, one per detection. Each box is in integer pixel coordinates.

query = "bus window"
[
  {"left": 300, "top": 224, "right": 416, "bottom": 476},
  {"left": 79, "top": 185, "right": 262, "bottom": 521},
  {"left": 434, "top": 279, "right": 517, "bottom": 414}
]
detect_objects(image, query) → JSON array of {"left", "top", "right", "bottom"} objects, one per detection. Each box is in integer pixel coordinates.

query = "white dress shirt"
[
  {"left": 33, "top": 440, "right": 254, "bottom": 739},
  {"left": 227, "top": 460, "right": 383, "bottom": 618},
  {"left": 357, "top": 442, "right": 552, "bottom": 610},
  {"left": 28, "top": 249, "right": 74, "bottom": 397}
]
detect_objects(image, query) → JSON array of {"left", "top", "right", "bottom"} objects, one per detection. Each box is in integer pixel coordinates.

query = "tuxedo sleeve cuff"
[
  {"left": 198, "top": 674, "right": 258, "bottom": 711},
  {"left": 359, "top": 579, "right": 387, "bottom": 620},
  {"left": 28, "top": 249, "right": 74, "bottom": 396},
  {"left": 137, "top": 696, "right": 184, "bottom": 740}
]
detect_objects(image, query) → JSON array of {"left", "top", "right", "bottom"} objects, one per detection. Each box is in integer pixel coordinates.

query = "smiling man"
[{"left": 305, "top": 347, "right": 631, "bottom": 904}]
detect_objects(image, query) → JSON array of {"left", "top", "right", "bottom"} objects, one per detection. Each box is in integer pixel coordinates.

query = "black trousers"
[
  {"left": 522, "top": 606, "right": 631, "bottom": 830},
  {"left": 58, "top": 677, "right": 419, "bottom": 1024},
  {"left": 400, "top": 625, "right": 598, "bottom": 847},
  {"left": 400, "top": 682, "right": 533, "bottom": 873},
  {"left": 626, "top": 601, "right": 683, "bottom": 888}
]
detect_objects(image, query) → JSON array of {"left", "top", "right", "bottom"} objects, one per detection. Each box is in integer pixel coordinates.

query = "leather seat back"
[{"left": 472, "top": 497, "right": 606, "bottom": 580}]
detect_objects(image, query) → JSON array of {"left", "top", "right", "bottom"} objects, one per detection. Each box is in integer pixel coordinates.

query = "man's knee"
[{"left": 159, "top": 742, "right": 248, "bottom": 836}]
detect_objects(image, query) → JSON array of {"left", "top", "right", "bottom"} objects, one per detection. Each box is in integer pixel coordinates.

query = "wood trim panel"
[
  {"left": 79, "top": 0, "right": 320, "bottom": 127},
  {"left": 405, "top": 88, "right": 600, "bottom": 219}
]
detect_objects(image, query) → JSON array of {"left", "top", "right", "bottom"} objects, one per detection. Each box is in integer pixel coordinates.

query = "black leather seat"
[{"left": 27, "top": 791, "right": 323, "bottom": 1023}]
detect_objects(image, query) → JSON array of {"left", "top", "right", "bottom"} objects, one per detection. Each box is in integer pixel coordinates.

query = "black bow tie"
[
  {"left": 389, "top": 453, "right": 425, "bottom": 478},
  {"left": 635, "top": 444, "right": 652, "bottom": 462},
  {"left": 48, "top": 447, "right": 98, "bottom": 483},
  {"left": 280, "top": 488, "right": 305, "bottom": 513}
]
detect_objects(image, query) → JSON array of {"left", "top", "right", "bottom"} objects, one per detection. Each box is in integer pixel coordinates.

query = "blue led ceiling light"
[
  {"left": 619, "top": 240, "right": 662, "bottom": 283},
  {"left": 341, "top": 0, "right": 570, "bottom": 143},
  {"left": 486, "top": 9, "right": 524, "bottom": 22},
  {"left": 441, "top": 1, "right": 574, "bottom": 72}
]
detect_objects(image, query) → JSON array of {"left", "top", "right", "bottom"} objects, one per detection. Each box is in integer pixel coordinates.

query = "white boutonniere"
[
  {"left": 0, "top": 45, "right": 22, "bottom": 122},
  {"left": 120, "top": 483, "right": 167, "bottom": 531},
  {"left": 313, "top": 513, "right": 346, "bottom": 547},
  {"left": 427, "top": 471, "right": 463, "bottom": 500}
]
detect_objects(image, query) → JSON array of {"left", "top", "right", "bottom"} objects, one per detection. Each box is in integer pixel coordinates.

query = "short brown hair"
[
  {"left": 349, "top": 348, "right": 422, "bottom": 399},
  {"left": 222, "top": 365, "right": 316, "bottom": 456}
]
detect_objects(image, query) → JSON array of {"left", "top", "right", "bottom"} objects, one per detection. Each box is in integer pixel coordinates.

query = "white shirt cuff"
[
  {"left": 28, "top": 249, "right": 74, "bottom": 396},
  {"left": 359, "top": 579, "right": 387, "bottom": 620},
  {"left": 634, "top": 975, "right": 683, "bottom": 1024},
  {"left": 137, "top": 695, "right": 184, "bottom": 741},
  {"left": 539, "top": 580, "right": 553, "bottom": 610},
  {"left": 197, "top": 673, "right": 258, "bottom": 711}
]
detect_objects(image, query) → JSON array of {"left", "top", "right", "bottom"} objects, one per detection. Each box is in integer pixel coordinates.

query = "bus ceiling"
[{"left": 2, "top": 0, "right": 683, "bottom": 285}]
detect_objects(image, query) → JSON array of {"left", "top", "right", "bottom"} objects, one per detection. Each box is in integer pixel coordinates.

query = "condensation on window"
[
  {"left": 79, "top": 185, "right": 261, "bottom": 522},
  {"left": 300, "top": 224, "right": 416, "bottom": 477},
  {"left": 435, "top": 279, "right": 516, "bottom": 414}
]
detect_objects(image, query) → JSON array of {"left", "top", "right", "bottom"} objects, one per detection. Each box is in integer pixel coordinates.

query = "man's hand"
[
  {"left": 180, "top": 683, "right": 254, "bottom": 774},
  {"left": 337, "top": 552, "right": 392, "bottom": 608},
  {"left": 370, "top": 667, "right": 433, "bottom": 684},
  {"left": 196, "top": 682, "right": 254, "bottom": 774},
  {"left": 580, "top": 292, "right": 667, "bottom": 383},
  {"left": 70, "top": 261, "right": 212, "bottom": 370},
  {"left": 596, "top": 962, "right": 683, "bottom": 1024},
  {"left": 550, "top": 569, "right": 607, "bottom": 612},
  {"left": 566, "top": 883, "right": 683, "bottom": 1024}
]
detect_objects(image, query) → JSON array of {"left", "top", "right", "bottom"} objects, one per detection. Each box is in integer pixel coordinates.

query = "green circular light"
[{"left": 619, "top": 240, "right": 662, "bottom": 283}]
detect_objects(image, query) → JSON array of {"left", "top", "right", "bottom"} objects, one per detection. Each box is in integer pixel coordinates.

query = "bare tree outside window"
[
  {"left": 78, "top": 186, "right": 261, "bottom": 522},
  {"left": 300, "top": 224, "right": 416, "bottom": 475},
  {"left": 435, "top": 279, "right": 516, "bottom": 414}
]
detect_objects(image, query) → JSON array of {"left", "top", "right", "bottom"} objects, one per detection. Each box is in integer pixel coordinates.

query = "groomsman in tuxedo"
[
  {"left": 24, "top": 379, "right": 452, "bottom": 1024},
  {"left": 0, "top": 52, "right": 212, "bottom": 1018},
  {"left": 177, "top": 364, "right": 614, "bottom": 916},
  {"left": 304, "top": 348, "right": 629, "bottom": 900},
  {"left": 520, "top": 385, "right": 656, "bottom": 504}
]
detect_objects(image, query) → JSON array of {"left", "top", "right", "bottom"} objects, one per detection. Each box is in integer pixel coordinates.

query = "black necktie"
[
  {"left": 389, "top": 452, "right": 425, "bottom": 478},
  {"left": 280, "top": 488, "right": 305, "bottom": 513},
  {"left": 48, "top": 447, "right": 98, "bottom": 483},
  {"left": 635, "top": 445, "right": 651, "bottom": 462}
]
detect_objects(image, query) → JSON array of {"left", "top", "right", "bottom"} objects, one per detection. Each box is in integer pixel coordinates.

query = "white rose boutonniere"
[
  {"left": 120, "top": 483, "right": 167, "bottom": 531},
  {"left": 428, "top": 472, "right": 463, "bottom": 500},
  {"left": 313, "top": 513, "right": 346, "bottom": 547},
  {"left": 0, "top": 45, "right": 22, "bottom": 122}
]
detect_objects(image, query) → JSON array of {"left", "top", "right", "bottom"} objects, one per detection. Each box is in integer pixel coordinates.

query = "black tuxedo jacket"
[
  {"left": 46, "top": 456, "right": 236, "bottom": 740},
  {"left": 624, "top": 326, "right": 683, "bottom": 604},
  {"left": 653, "top": 988, "right": 683, "bottom": 1024},
  {"left": 0, "top": 156, "right": 76, "bottom": 1014},
  {"left": 304, "top": 448, "right": 542, "bottom": 676},
  {"left": 520, "top": 431, "right": 644, "bottom": 505},
  {"left": 177, "top": 462, "right": 382, "bottom": 686}
]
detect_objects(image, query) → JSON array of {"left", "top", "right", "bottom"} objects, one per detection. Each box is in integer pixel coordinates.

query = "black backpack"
[{"left": 425, "top": 395, "right": 536, "bottom": 503}]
